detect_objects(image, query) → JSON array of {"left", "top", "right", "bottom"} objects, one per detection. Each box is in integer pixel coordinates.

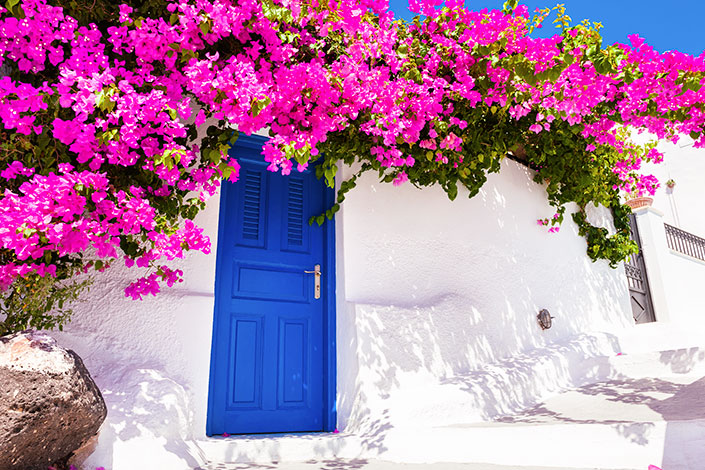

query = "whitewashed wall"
[
  {"left": 334, "top": 158, "right": 633, "bottom": 441},
  {"left": 52, "top": 156, "right": 635, "bottom": 469},
  {"left": 662, "top": 252, "right": 705, "bottom": 324}
]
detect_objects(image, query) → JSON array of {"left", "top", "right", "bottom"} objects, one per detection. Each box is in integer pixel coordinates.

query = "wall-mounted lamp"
[{"left": 537, "top": 309, "right": 554, "bottom": 330}]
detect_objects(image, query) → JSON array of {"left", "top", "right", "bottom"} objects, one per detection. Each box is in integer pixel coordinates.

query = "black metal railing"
[{"left": 664, "top": 223, "right": 705, "bottom": 261}]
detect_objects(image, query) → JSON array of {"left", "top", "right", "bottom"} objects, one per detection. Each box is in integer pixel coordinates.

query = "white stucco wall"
[
  {"left": 52, "top": 156, "right": 636, "bottom": 469},
  {"left": 334, "top": 159, "right": 634, "bottom": 439},
  {"left": 662, "top": 253, "right": 705, "bottom": 324}
]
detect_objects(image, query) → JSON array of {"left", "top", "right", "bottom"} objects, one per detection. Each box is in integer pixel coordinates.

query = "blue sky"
[{"left": 387, "top": 0, "right": 705, "bottom": 56}]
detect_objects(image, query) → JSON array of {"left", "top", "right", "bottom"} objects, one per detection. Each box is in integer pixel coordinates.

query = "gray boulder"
[{"left": 0, "top": 330, "right": 107, "bottom": 470}]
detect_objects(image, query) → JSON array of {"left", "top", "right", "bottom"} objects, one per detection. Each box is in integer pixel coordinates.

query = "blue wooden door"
[{"left": 207, "top": 135, "right": 333, "bottom": 435}]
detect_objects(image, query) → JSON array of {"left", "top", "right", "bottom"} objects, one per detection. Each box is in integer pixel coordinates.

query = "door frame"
[{"left": 205, "top": 133, "right": 337, "bottom": 435}]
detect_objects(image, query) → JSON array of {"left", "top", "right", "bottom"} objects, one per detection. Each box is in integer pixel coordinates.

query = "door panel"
[
  {"left": 228, "top": 314, "right": 263, "bottom": 408},
  {"left": 208, "top": 136, "right": 329, "bottom": 435},
  {"left": 625, "top": 214, "right": 656, "bottom": 324}
]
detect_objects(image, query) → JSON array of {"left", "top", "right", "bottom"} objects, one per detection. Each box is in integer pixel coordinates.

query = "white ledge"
[
  {"left": 634, "top": 206, "right": 665, "bottom": 217},
  {"left": 668, "top": 249, "right": 705, "bottom": 267}
]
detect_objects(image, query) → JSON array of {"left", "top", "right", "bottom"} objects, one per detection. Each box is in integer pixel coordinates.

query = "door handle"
[{"left": 304, "top": 264, "right": 322, "bottom": 299}]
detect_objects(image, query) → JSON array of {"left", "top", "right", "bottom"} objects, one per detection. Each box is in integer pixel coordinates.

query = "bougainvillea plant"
[{"left": 0, "top": 0, "right": 703, "bottom": 333}]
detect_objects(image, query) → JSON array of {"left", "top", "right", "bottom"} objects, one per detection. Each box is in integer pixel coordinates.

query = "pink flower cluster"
[{"left": 0, "top": 0, "right": 703, "bottom": 298}]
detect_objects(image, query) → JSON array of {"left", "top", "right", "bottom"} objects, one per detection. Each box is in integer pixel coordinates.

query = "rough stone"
[{"left": 0, "top": 330, "right": 107, "bottom": 470}]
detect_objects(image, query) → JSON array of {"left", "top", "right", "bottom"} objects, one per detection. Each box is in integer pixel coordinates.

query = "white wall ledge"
[{"left": 668, "top": 249, "right": 705, "bottom": 267}]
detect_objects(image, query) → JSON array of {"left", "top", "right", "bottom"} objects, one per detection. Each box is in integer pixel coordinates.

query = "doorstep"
[{"left": 195, "top": 432, "right": 365, "bottom": 464}]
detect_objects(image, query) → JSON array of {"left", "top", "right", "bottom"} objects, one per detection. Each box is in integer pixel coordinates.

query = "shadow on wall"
[
  {"left": 47, "top": 273, "right": 215, "bottom": 469},
  {"left": 335, "top": 159, "right": 633, "bottom": 450},
  {"left": 340, "top": 304, "right": 626, "bottom": 453},
  {"left": 82, "top": 364, "right": 205, "bottom": 470},
  {"left": 340, "top": 161, "right": 630, "bottom": 369},
  {"left": 335, "top": 286, "right": 630, "bottom": 452},
  {"left": 44, "top": 222, "right": 221, "bottom": 468}
]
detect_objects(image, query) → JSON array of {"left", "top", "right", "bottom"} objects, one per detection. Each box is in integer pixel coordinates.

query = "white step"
[
  {"left": 378, "top": 419, "right": 705, "bottom": 469},
  {"left": 376, "top": 372, "right": 705, "bottom": 470},
  {"left": 195, "top": 432, "right": 364, "bottom": 464},
  {"left": 194, "top": 459, "right": 633, "bottom": 470},
  {"left": 615, "top": 321, "right": 705, "bottom": 354},
  {"left": 608, "top": 346, "right": 705, "bottom": 378}
]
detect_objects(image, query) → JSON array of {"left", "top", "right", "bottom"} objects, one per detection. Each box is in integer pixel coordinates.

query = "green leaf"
[
  {"left": 447, "top": 183, "right": 458, "bottom": 201},
  {"left": 324, "top": 166, "right": 337, "bottom": 187},
  {"left": 593, "top": 54, "right": 615, "bottom": 75},
  {"left": 251, "top": 96, "right": 272, "bottom": 117},
  {"left": 37, "top": 132, "right": 51, "bottom": 150},
  {"left": 683, "top": 81, "right": 703, "bottom": 93},
  {"left": 548, "top": 65, "right": 563, "bottom": 81},
  {"left": 206, "top": 147, "right": 220, "bottom": 163},
  {"left": 514, "top": 62, "right": 537, "bottom": 86},
  {"left": 397, "top": 44, "right": 409, "bottom": 59},
  {"left": 476, "top": 45, "right": 490, "bottom": 56}
]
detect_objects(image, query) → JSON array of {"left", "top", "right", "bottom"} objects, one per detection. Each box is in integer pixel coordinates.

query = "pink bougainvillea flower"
[{"left": 0, "top": 0, "right": 702, "bottom": 300}]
